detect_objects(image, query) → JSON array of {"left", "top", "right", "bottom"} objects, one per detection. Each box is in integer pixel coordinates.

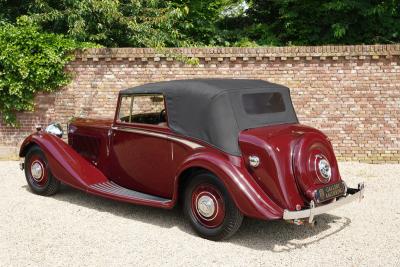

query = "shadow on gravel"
[
  {"left": 23, "top": 184, "right": 193, "bottom": 234},
  {"left": 22, "top": 184, "right": 351, "bottom": 251},
  {"left": 230, "top": 215, "right": 351, "bottom": 251}
]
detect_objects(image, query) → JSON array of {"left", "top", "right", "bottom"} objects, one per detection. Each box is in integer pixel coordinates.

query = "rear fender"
[
  {"left": 173, "top": 152, "right": 283, "bottom": 220},
  {"left": 20, "top": 132, "right": 108, "bottom": 190}
]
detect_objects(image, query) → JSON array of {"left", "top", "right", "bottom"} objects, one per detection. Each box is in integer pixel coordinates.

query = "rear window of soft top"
[{"left": 242, "top": 92, "right": 286, "bottom": 114}]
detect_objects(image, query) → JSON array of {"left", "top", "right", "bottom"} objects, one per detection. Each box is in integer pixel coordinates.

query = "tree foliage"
[
  {"left": 0, "top": 0, "right": 195, "bottom": 47},
  {"left": 173, "top": 0, "right": 244, "bottom": 46},
  {"left": 236, "top": 0, "right": 400, "bottom": 46},
  {"left": 2, "top": 0, "right": 398, "bottom": 47},
  {"left": 0, "top": 17, "right": 93, "bottom": 125},
  {"left": 0, "top": 0, "right": 246, "bottom": 47}
]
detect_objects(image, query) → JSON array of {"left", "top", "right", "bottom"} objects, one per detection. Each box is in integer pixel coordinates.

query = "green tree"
[
  {"left": 0, "top": 0, "right": 248, "bottom": 47},
  {"left": 243, "top": 0, "right": 400, "bottom": 45},
  {"left": 2, "top": 0, "right": 400, "bottom": 47},
  {"left": 172, "top": 0, "right": 245, "bottom": 46},
  {"left": 0, "top": 0, "right": 193, "bottom": 47}
]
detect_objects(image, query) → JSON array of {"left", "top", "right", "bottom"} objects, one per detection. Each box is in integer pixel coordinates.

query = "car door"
[{"left": 109, "top": 93, "right": 175, "bottom": 198}]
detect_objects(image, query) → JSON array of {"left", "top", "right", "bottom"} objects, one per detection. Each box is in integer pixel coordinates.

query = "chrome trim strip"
[
  {"left": 88, "top": 181, "right": 171, "bottom": 203},
  {"left": 111, "top": 126, "right": 203, "bottom": 149},
  {"left": 283, "top": 182, "right": 365, "bottom": 222}
]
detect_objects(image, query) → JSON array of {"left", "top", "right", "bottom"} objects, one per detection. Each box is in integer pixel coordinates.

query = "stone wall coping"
[{"left": 75, "top": 44, "right": 400, "bottom": 60}]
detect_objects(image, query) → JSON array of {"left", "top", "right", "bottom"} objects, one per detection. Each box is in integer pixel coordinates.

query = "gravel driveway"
[{"left": 0, "top": 161, "right": 399, "bottom": 266}]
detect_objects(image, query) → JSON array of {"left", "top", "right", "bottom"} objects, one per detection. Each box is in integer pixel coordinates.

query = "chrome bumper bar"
[{"left": 283, "top": 182, "right": 365, "bottom": 223}]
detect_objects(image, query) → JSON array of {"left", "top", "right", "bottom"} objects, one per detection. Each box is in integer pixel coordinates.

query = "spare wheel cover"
[{"left": 293, "top": 132, "right": 339, "bottom": 200}]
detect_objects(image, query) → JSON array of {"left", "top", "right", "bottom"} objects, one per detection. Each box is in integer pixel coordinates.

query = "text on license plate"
[{"left": 316, "top": 182, "right": 346, "bottom": 202}]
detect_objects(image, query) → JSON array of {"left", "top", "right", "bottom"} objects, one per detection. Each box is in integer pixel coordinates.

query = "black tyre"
[
  {"left": 24, "top": 145, "right": 60, "bottom": 196},
  {"left": 183, "top": 172, "right": 243, "bottom": 241}
]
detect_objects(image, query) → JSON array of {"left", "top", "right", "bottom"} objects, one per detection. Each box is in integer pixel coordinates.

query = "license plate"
[{"left": 315, "top": 182, "right": 346, "bottom": 203}]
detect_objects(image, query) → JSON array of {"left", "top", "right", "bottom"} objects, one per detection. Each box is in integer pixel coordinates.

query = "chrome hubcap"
[
  {"left": 197, "top": 195, "right": 215, "bottom": 218},
  {"left": 31, "top": 161, "right": 44, "bottom": 182}
]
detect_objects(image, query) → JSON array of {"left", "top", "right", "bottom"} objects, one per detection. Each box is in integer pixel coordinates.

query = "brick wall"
[{"left": 0, "top": 45, "right": 399, "bottom": 162}]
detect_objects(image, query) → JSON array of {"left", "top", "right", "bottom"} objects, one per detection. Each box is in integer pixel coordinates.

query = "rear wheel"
[
  {"left": 183, "top": 172, "right": 243, "bottom": 241},
  {"left": 24, "top": 146, "right": 60, "bottom": 196}
]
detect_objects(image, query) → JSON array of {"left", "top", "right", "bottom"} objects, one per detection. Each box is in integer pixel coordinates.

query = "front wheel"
[
  {"left": 24, "top": 145, "right": 60, "bottom": 196},
  {"left": 183, "top": 172, "right": 243, "bottom": 241}
]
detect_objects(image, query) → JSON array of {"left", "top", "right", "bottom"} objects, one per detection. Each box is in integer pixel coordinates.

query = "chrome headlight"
[
  {"left": 45, "top": 123, "right": 63, "bottom": 138},
  {"left": 316, "top": 155, "right": 331, "bottom": 183}
]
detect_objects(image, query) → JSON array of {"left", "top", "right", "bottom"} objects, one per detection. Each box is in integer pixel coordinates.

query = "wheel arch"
[
  {"left": 172, "top": 153, "right": 284, "bottom": 220},
  {"left": 19, "top": 140, "right": 39, "bottom": 158}
]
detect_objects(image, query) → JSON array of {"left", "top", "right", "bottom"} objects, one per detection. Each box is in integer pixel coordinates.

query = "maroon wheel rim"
[
  {"left": 191, "top": 183, "right": 225, "bottom": 228},
  {"left": 28, "top": 155, "right": 48, "bottom": 187}
]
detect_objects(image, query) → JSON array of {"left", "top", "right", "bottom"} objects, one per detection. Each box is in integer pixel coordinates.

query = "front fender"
[
  {"left": 19, "top": 132, "right": 108, "bottom": 190},
  {"left": 174, "top": 152, "right": 283, "bottom": 220}
]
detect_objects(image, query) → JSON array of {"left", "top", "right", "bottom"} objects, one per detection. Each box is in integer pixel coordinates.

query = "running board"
[{"left": 88, "top": 181, "right": 172, "bottom": 207}]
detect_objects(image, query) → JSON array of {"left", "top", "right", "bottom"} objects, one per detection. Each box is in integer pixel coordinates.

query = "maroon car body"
[{"left": 19, "top": 79, "right": 364, "bottom": 240}]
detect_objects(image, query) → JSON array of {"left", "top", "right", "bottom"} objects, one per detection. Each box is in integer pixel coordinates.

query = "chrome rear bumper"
[{"left": 283, "top": 182, "right": 365, "bottom": 223}]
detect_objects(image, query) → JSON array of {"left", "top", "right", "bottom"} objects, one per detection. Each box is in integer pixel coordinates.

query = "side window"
[
  {"left": 118, "top": 96, "right": 133, "bottom": 122},
  {"left": 117, "top": 94, "right": 167, "bottom": 126}
]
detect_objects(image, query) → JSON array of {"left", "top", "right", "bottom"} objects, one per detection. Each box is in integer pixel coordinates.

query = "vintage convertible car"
[{"left": 19, "top": 79, "right": 364, "bottom": 240}]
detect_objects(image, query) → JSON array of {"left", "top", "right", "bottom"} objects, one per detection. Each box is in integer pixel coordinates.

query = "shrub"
[{"left": 0, "top": 16, "right": 92, "bottom": 126}]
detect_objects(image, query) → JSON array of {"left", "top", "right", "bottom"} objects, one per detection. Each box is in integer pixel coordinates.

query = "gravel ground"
[{"left": 0, "top": 161, "right": 399, "bottom": 267}]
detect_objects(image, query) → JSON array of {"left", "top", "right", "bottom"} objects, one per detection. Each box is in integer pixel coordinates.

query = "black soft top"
[{"left": 120, "top": 79, "right": 298, "bottom": 155}]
